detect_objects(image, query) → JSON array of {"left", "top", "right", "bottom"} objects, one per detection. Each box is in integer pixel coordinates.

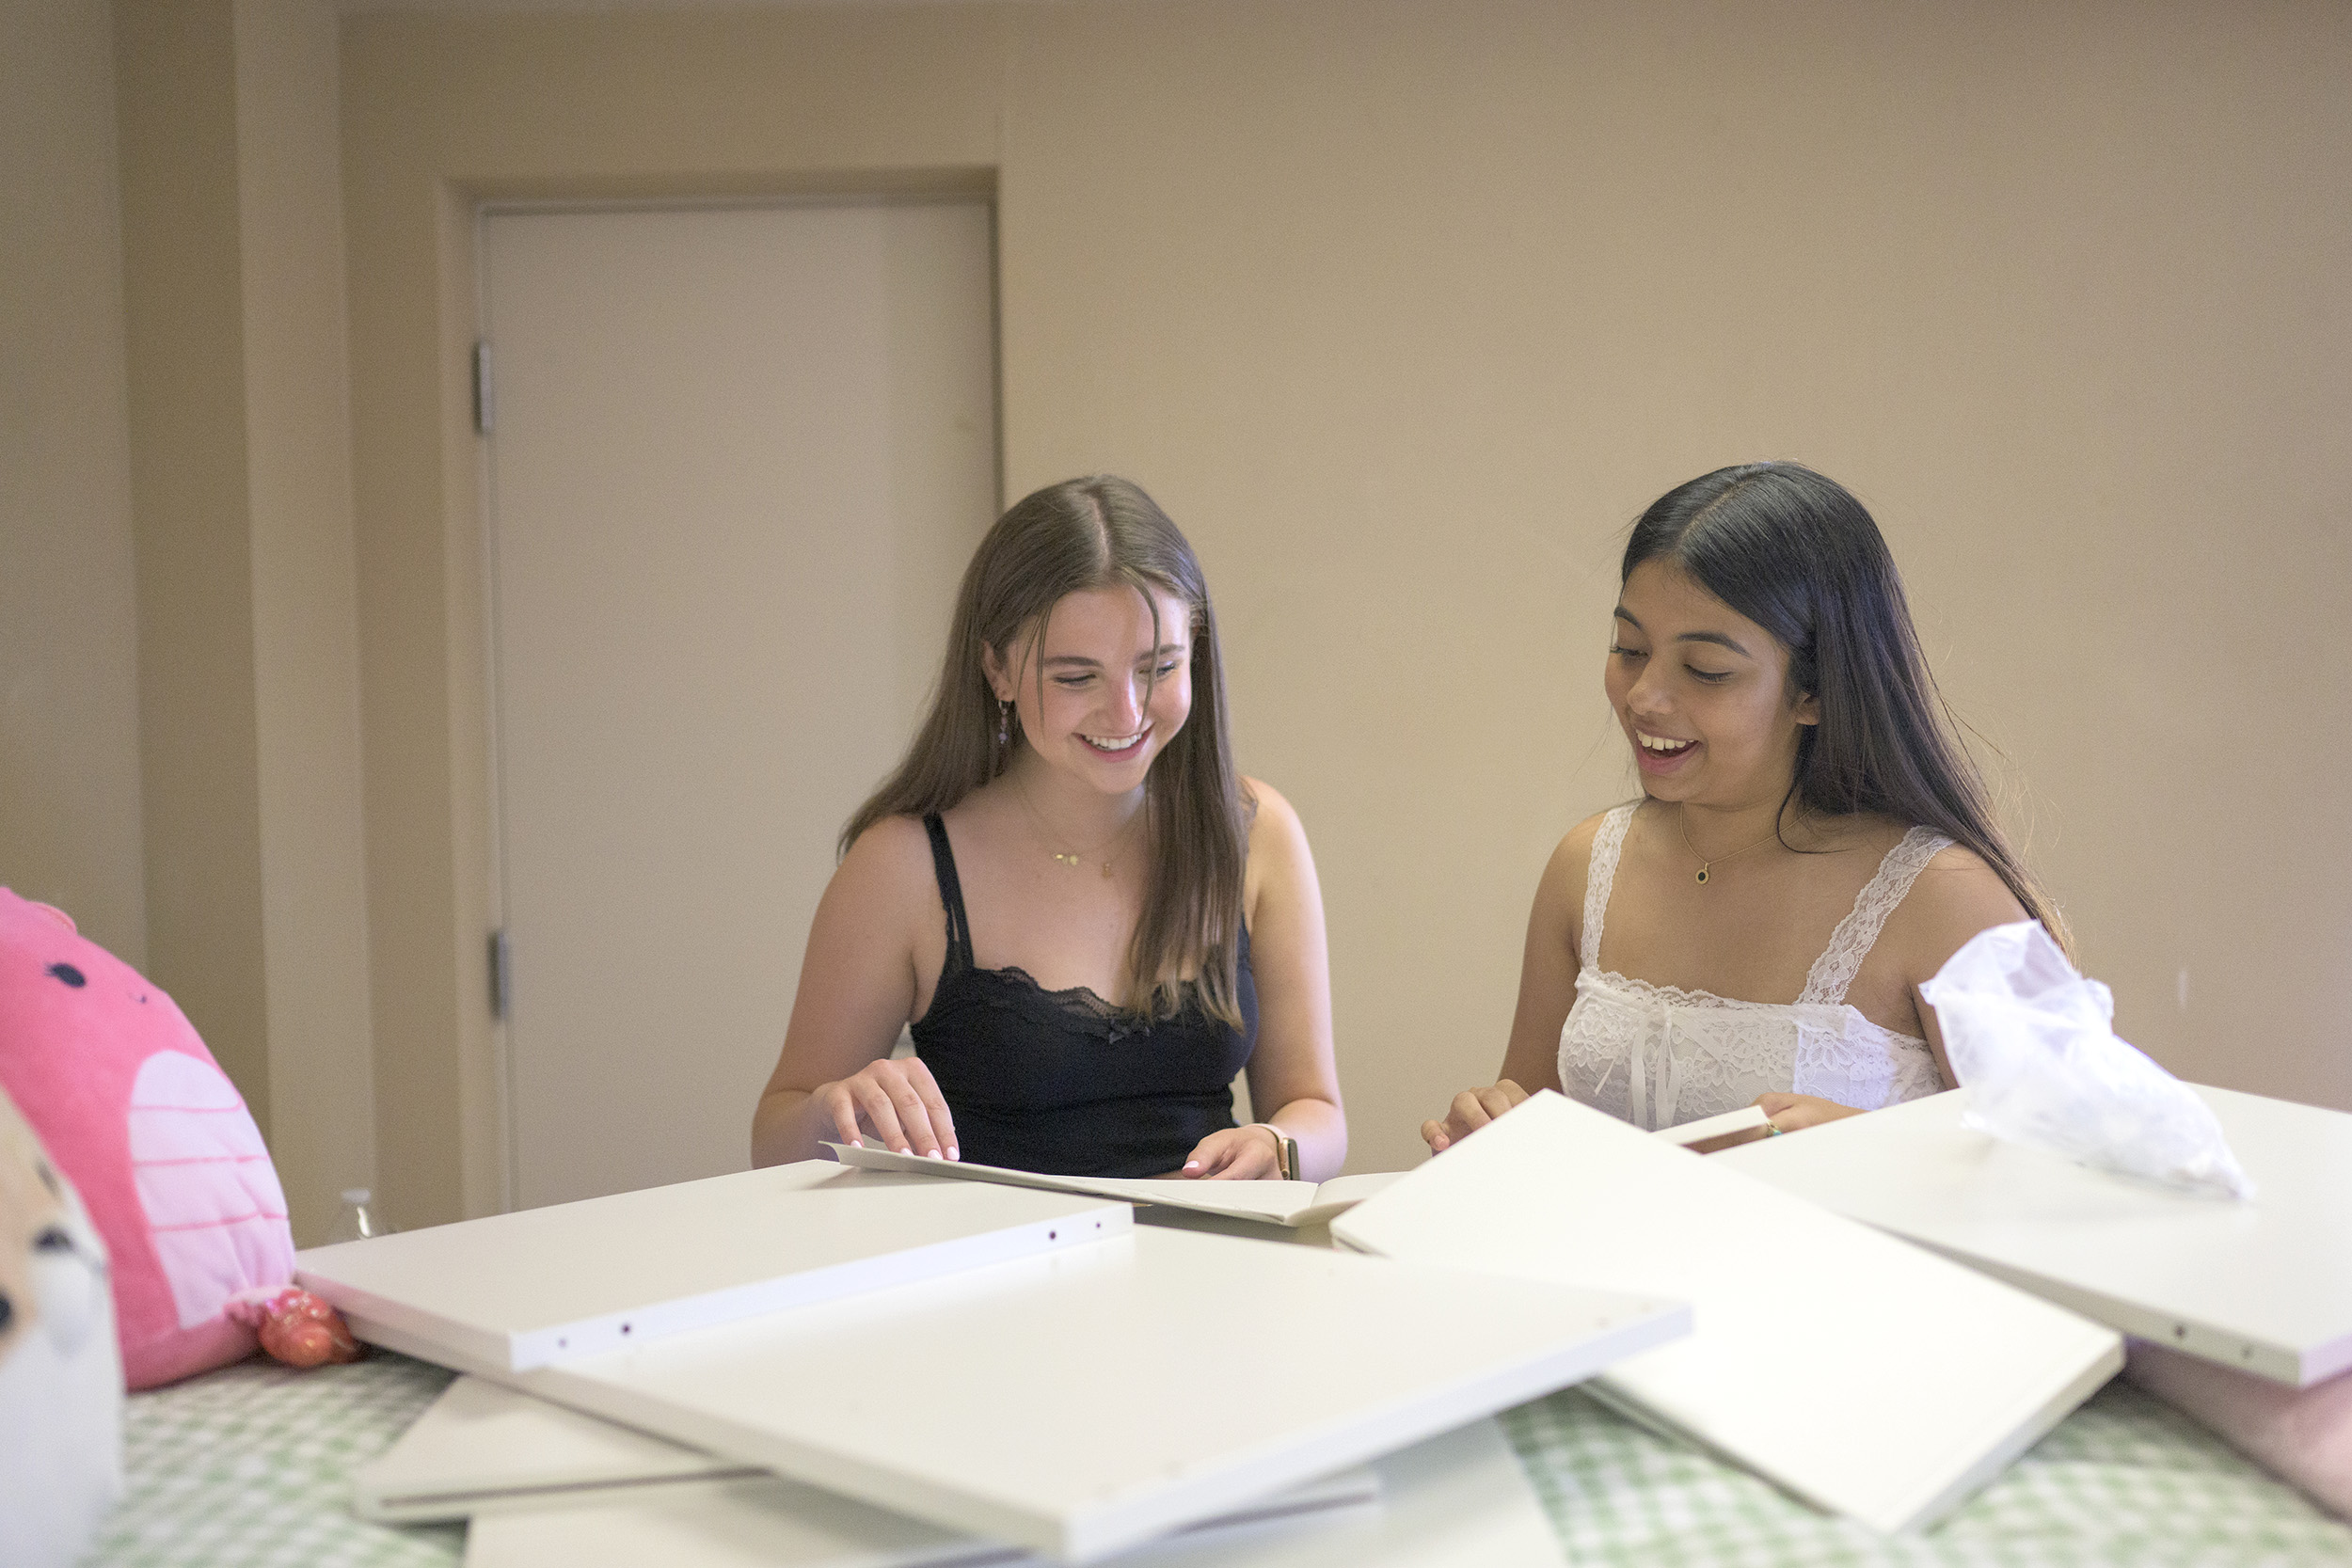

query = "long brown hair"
[
  {"left": 843, "top": 477, "right": 1250, "bottom": 1025},
  {"left": 1625, "top": 462, "right": 2074, "bottom": 956}
]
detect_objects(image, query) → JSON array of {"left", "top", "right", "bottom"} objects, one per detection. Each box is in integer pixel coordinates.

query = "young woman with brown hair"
[
  {"left": 754, "top": 477, "right": 1343, "bottom": 1180},
  {"left": 1424, "top": 461, "right": 2066, "bottom": 1151}
]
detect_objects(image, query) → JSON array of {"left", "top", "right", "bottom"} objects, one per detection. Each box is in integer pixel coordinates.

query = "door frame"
[{"left": 415, "top": 172, "right": 1001, "bottom": 1223}]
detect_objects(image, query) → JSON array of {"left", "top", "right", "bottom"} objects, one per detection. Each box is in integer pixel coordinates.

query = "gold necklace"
[
  {"left": 1677, "top": 805, "right": 1786, "bottom": 885},
  {"left": 1013, "top": 776, "right": 1136, "bottom": 879}
]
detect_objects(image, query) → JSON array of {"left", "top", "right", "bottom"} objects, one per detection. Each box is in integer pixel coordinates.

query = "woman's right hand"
[
  {"left": 1420, "top": 1080, "right": 1529, "bottom": 1154},
  {"left": 810, "top": 1057, "right": 960, "bottom": 1160}
]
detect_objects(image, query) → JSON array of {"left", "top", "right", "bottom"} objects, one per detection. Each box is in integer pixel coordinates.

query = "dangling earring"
[{"left": 996, "top": 699, "right": 1011, "bottom": 750}]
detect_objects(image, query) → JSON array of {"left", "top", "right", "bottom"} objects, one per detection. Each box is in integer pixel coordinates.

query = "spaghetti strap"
[
  {"left": 1797, "top": 827, "right": 1953, "bottom": 1006},
  {"left": 921, "top": 814, "right": 974, "bottom": 972},
  {"left": 1580, "top": 803, "right": 1639, "bottom": 972}
]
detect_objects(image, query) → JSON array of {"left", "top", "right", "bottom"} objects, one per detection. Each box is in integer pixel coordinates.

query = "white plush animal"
[{"left": 0, "top": 1083, "right": 122, "bottom": 1566}]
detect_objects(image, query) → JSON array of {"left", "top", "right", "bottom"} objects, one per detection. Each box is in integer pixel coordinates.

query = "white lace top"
[{"left": 1558, "top": 802, "right": 1951, "bottom": 1131}]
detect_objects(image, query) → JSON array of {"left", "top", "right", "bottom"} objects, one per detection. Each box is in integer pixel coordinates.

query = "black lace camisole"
[{"left": 910, "top": 814, "right": 1258, "bottom": 1178}]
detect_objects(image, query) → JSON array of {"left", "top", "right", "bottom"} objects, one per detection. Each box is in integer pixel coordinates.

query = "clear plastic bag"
[{"left": 1919, "top": 921, "right": 2255, "bottom": 1201}]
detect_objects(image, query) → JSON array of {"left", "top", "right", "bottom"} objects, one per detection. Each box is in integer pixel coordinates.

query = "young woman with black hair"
[
  {"left": 754, "top": 477, "right": 1343, "bottom": 1181},
  {"left": 1423, "top": 462, "right": 2064, "bottom": 1151}
]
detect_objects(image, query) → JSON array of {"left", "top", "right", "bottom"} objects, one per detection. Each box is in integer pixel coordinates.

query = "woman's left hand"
[
  {"left": 1754, "top": 1092, "right": 1866, "bottom": 1132},
  {"left": 1176, "top": 1124, "right": 1286, "bottom": 1180}
]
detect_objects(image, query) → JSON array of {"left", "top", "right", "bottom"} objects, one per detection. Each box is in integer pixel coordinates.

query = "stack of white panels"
[
  {"left": 1716, "top": 1085, "right": 2352, "bottom": 1385},
  {"left": 313, "top": 1160, "right": 1684, "bottom": 1562},
  {"left": 1332, "top": 1092, "right": 2123, "bottom": 1534},
  {"left": 355, "top": 1376, "right": 758, "bottom": 1522},
  {"left": 465, "top": 1227, "right": 1680, "bottom": 1562},
  {"left": 363, "top": 1377, "right": 1419, "bottom": 1566},
  {"left": 458, "top": 1416, "right": 1561, "bottom": 1568}
]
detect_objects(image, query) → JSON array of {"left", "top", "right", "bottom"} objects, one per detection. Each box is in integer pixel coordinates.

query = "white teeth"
[
  {"left": 1084, "top": 731, "right": 1144, "bottom": 752},
  {"left": 1638, "top": 732, "right": 1693, "bottom": 752}
]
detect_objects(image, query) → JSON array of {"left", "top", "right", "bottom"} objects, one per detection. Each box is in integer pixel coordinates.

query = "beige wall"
[
  {"left": 15, "top": 0, "right": 2345, "bottom": 1228},
  {"left": 234, "top": 0, "right": 378, "bottom": 1244},
  {"left": 109, "top": 0, "right": 376, "bottom": 1243},
  {"left": 328, "top": 0, "right": 2350, "bottom": 1213},
  {"left": 1, "top": 0, "right": 146, "bottom": 966}
]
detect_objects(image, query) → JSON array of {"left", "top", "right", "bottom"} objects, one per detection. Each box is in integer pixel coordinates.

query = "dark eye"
[
  {"left": 46, "top": 962, "right": 86, "bottom": 989},
  {"left": 35, "top": 1227, "right": 72, "bottom": 1253},
  {"left": 1687, "top": 666, "right": 1733, "bottom": 683},
  {"left": 1609, "top": 643, "right": 1645, "bottom": 659}
]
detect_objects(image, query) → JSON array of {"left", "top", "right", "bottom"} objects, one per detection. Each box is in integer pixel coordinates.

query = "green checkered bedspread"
[{"left": 82, "top": 1352, "right": 2352, "bottom": 1567}]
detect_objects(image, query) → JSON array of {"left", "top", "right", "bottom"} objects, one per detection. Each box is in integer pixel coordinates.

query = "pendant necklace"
[
  {"left": 1677, "top": 805, "right": 1785, "bottom": 886},
  {"left": 1014, "top": 776, "right": 1136, "bottom": 879}
]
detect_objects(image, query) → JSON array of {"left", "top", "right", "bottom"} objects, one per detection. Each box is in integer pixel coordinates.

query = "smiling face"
[
  {"left": 986, "top": 583, "right": 1195, "bottom": 796},
  {"left": 1605, "top": 560, "right": 1819, "bottom": 809}
]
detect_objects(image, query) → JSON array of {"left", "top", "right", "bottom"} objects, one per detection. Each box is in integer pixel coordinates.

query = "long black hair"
[{"left": 1625, "top": 462, "right": 2070, "bottom": 952}]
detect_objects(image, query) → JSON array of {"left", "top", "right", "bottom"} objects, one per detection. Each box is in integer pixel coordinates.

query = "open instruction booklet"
[{"left": 827, "top": 1142, "right": 1406, "bottom": 1227}]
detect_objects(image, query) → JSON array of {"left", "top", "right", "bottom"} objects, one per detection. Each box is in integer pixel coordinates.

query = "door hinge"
[
  {"left": 488, "top": 927, "right": 512, "bottom": 1021},
  {"left": 472, "top": 340, "right": 495, "bottom": 435}
]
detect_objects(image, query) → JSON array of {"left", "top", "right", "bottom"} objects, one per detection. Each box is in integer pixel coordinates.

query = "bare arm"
[
  {"left": 751, "top": 816, "right": 958, "bottom": 1166},
  {"left": 1755, "top": 844, "right": 2028, "bottom": 1133},
  {"left": 1901, "top": 845, "right": 2029, "bottom": 1091},
  {"left": 1182, "top": 780, "right": 1346, "bottom": 1181},
  {"left": 1422, "top": 817, "right": 1596, "bottom": 1152}
]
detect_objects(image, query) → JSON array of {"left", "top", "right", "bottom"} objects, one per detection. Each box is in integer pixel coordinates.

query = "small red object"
[{"left": 225, "top": 1285, "right": 363, "bottom": 1369}]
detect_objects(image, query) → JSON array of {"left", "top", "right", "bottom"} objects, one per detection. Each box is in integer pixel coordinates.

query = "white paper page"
[
  {"left": 1716, "top": 1085, "right": 2352, "bottom": 1385},
  {"left": 827, "top": 1146, "right": 1405, "bottom": 1227},
  {"left": 375, "top": 1223, "right": 1680, "bottom": 1562},
  {"left": 464, "top": 1417, "right": 1557, "bottom": 1568},
  {"left": 1330, "top": 1092, "right": 2122, "bottom": 1535},
  {"left": 299, "top": 1163, "right": 1128, "bottom": 1370}
]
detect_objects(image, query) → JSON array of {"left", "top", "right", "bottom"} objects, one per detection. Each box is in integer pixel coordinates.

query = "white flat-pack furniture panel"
[
  {"left": 1715, "top": 1085, "right": 2352, "bottom": 1385},
  {"left": 299, "top": 1163, "right": 1128, "bottom": 1370},
  {"left": 829, "top": 1144, "right": 1405, "bottom": 1227},
  {"left": 1331, "top": 1092, "right": 2122, "bottom": 1535},
  {"left": 356, "top": 1375, "right": 756, "bottom": 1522},
  {"left": 363, "top": 1375, "right": 1375, "bottom": 1530},
  {"left": 365, "top": 1224, "right": 1677, "bottom": 1562},
  {"left": 463, "top": 1417, "right": 1557, "bottom": 1568}
]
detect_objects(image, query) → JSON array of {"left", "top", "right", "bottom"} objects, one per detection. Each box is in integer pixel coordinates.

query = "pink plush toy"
[{"left": 0, "top": 889, "right": 295, "bottom": 1388}]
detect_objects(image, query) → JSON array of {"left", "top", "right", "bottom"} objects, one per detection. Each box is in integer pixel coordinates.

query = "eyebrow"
[
  {"left": 1041, "top": 643, "right": 1188, "bottom": 669},
  {"left": 1613, "top": 607, "right": 1751, "bottom": 658}
]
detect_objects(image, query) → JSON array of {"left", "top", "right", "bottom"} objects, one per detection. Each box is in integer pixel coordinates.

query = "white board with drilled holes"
[
  {"left": 354, "top": 1222, "right": 1680, "bottom": 1563},
  {"left": 297, "top": 1162, "right": 1127, "bottom": 1371}
]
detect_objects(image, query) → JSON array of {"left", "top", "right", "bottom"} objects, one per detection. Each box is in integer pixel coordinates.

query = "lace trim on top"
[
  {"left": 1579, "top": 802, "right": 1632, "bottom": 971},
  {"left": 1797, "top": 826, "right": 1951, "bottom": 1005},
  {"left": 1562, "top": 802, "right": 1951, "bottom": 1129},
  {"left": 919, "top": 813, "right": 1248, "bottom": 1045}
]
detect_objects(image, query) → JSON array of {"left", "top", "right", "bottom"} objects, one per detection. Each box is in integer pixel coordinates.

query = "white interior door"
[{"left": 483, "top": 200, "right": 995, "bottom": 1210}]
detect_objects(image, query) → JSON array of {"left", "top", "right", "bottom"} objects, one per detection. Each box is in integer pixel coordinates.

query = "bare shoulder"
[
  {"left": 1554, "top": 807, "right": 1616, "bottom": 870},
  {"left": 1883, "top": 840, "right": 2029, "bottom": 979},
  {"left": 1532, "top": 806, "right": 1618, "bottom": 947},
  {"left": 834, "top": 813, "right": 943, "bottom": 920},
  {"left": 1241, "top": 776, "right": 1311, "bottom": 858},
  {"left": 1545, "top": 807, "right": 1618, "bottom": 896}
]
